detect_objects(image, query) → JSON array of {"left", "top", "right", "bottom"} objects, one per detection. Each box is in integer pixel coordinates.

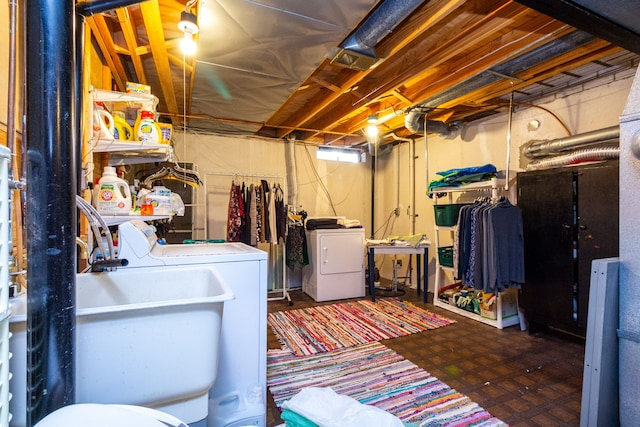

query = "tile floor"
[{"left": 266, "top": 286, "right": 585, "bottom": 427}]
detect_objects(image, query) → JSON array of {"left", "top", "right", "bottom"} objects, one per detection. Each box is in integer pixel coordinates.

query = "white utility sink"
[{"left": 9, "top": 265, "right": 235, "bottom": 426}]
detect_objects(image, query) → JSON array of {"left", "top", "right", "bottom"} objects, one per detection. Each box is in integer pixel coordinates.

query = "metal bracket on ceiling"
[{"left": 485, "top": 69, "right": 525, "bottom": 82}]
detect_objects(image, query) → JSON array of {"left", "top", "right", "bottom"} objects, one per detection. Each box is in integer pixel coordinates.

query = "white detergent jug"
[
  {"left": 93, "top": 105, "right": 115, "bottom": 139},
  {"left": 95, "top": 167, "right": 132, "bottom": 216}
]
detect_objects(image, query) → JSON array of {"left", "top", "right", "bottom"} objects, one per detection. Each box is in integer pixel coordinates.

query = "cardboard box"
[
  {"left": 480, "top": 289, "right": 518, "bottom": 320},
  {"left": 126, "top": 81, "right": 151, "bottom": 95}
]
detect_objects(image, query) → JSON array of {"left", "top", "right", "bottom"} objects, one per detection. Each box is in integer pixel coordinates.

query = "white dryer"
[
  {"left": 117, "top": 220, "right": 267, "bottom": 427},
  {"left": 302, "top": 228, "right": 365, "bottom": 302}
]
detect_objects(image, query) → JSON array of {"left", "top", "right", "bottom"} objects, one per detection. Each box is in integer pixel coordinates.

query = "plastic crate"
[
  {"left": 438, "top": 246, "right": 454, "bottom": 267},
  {"left": 433, "top": 203, "right": 467, "bottom": 226}
]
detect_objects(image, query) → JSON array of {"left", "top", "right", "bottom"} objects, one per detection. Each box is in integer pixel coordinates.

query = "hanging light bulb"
[
  {"left": 180, "top": 31, "right": 197, "bottom": 56},
  {"left": 366, "top": 123, "right": 379, "bottom": 139},
  {"left": 178, "top": 10, "right": 199, "bottom": 56},
  {"left": 365, "top": 114, "right": 379, "bottom": 142}
]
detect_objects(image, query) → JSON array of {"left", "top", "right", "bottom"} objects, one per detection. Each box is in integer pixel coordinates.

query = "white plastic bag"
[
  {"left": 171, "top": 192, "right": 185, "bottom": 216},
  {"left": 281, "top": 387, "right": 404, "bottom": 427}
]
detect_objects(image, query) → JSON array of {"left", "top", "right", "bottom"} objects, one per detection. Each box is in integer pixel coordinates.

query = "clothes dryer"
[{"left": 117, "top": 220, "right": 268, "bottom": 427}]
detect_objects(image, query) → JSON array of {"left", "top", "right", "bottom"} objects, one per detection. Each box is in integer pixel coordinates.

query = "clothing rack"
[{"left": 203, "top": 171, "right": 291, "bottom": 304}]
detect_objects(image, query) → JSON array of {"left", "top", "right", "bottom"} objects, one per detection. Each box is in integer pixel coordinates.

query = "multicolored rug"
[
  {"left": 267, "top": 342, "right": 507, "bottom": 427},
  {"left": 267, "top": 298, "right": 455, "bottom": 356}
]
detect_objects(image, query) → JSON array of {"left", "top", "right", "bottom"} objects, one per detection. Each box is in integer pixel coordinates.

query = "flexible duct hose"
[
  {"left": 523, "top": 126, "right": 619, "bottom": 158},
  {"left": 285, "top": 137, "right": 297, "bottom": 206},
  {"left": 526, "top": 146, "right": 619, "bottom": 170}
]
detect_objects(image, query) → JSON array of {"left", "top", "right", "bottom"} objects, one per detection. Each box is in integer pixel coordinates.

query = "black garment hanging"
[{"left": 274, "top": 184, "right": 286, "bottom": 243}]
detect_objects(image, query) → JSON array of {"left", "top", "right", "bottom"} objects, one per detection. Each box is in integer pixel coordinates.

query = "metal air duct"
[
  {"left": 331, "top": 0, "right": 427, "bottom": 70},
  {"left": 523, "top": 126, "right": 619, "bottom": 158},
  {"left": 404, "top": 107, "right": 460, "bottom": 138},
  {"left": 525, "top": 146, "right": 619, "bottom": 170},
  {"left": 404, "top": 30, "right": 597, "bottom": 131}
]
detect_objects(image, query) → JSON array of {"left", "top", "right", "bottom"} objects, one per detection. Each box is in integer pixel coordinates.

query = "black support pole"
[{"left": 25, "top": 0, "right": 77, "bottom": 424}]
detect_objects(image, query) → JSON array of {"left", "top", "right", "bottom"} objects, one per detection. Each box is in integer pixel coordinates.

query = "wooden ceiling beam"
[
  {"left": 115, "top": 7, "right": 148, "bottom": 85},
  {"left": 465, "top": 41, "right": 622, "bottom": 106},
  {"left": 313, "top": 2, "right": 534, "bottom": 134},
  {"left": 270, "top": 0, "right": 466, "bottom": 139},
  {"left": 331, "top": 15, "right": 572, "bottom": 135},
  {"left": 399, "top": 21, "right": 571, "bottom": 108},
  {"left": 86, "top": 14, "right": 127, "bottom": 90},
  {"left": 341, "top": 2, "right": 533, "bottom": 111},
  {"left": 139, "top": 0, "right": 179, "bottom": 114}
]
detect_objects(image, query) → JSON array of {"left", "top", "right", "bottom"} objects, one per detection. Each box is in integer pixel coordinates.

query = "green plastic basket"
[
  {"left": 433, "top": 203, "right": 468, "bottom": 226},
  {"left": 438, "top": 246, "right": 454, "bottom": 267}
]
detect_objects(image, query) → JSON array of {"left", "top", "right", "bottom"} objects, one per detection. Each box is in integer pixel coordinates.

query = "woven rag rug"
[
  {"left": 267, "top": 341, "right": 507, "bottom": 427},
  {"left": 268, "top": 297, "right": 455, "bottom": 356}
]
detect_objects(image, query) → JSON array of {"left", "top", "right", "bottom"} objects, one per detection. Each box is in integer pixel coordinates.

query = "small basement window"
[{"left": 316, "top": 147, "right": 363, "bottom": 163}]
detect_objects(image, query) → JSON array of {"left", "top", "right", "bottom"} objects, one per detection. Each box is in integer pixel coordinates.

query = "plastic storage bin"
[
  {"left": 437, "top": 246, "right": 454, "bottom": 267},
  {"left": 433, "top": 203, "right": 467, "bottom": 226}
]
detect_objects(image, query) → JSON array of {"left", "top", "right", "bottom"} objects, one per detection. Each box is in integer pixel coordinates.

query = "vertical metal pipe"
[
  {"left": 25, "top": 0, "right": 77, "bottom": 424},
  {"left": 370, "top": 153, "right": 375, "bottom": 239},
  {"left": 6, "top": 0, "right": 18, "bottom": 164},
  {"left": 409, "top": 138, "right": 415, "bottom": 235},
  {"left": 76, "top": 13, "right": 86, "bottom": 194}
]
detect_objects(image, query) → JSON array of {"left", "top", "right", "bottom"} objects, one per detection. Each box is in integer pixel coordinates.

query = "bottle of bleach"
[{"left": 95, "top": 167, "right": 132, "bottom": 216}]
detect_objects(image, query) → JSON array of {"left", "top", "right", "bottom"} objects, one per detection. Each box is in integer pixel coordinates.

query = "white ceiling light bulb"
[
  {"left": 180, "top": 31, "right": 197, "bottom": 56},
  {"left": 178, "top": 10, "right": 199, "bottom": 56},
  {"left": 366, "top": 123, "right": 379, "bottom": 140},
  {"left": 366, "top": 114, "right": 379, "bottom": 141}
]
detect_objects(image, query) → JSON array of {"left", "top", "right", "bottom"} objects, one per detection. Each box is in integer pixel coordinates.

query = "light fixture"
[
  {"left": 365, "top": 114, "right": 379, "bottom": 142},
  {"left": 178, "top": 9, "right": 199, "bottom": 56},
  {"left": 365, "top": 123, "right": 379, "bottom": 139}
]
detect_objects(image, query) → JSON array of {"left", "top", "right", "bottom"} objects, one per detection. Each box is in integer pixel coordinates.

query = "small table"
[{"left": 367, "top": 243, "right": 430, "bottom": 303}]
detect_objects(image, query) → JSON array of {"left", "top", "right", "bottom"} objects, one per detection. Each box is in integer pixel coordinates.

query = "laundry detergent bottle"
[
  {"left": 113, "top": 111, "right": 133, "bottom": 141},
  {"left": 94, "top": 166, "right": 132, "bottom": 216},
  {"left": 93, "top": 104, "right": 115, "bottom": 139},
  {"left": 135, "top": 110, "right": 161, "bottom": 144}
]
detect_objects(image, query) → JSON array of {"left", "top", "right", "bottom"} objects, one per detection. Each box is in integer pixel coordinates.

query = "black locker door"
[
  {"left": 575, "top": 161, "right": 619, "bottom": 329},
  {"left": 518, "top": 169, "right": 575, "bottom": 328}
]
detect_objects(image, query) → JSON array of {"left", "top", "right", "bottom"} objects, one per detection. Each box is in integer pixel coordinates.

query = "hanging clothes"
[
  {"left": 483, "top": 198, "right": 525, "bottom": 293},
  {"left": 286, "top": 224, "right": 308, "bottom": 270},
  {"left": 274, "top": 184, "right": 286, "bottom": 243},
  {"left": 249, "top": 184, "right": 258, "bottom": 246},
  {"left": 456, "top": 197, "right": 524, "bottom": 294},
  {"left": 268, "top": 183, "right": 278, "bottom": 244},
  {"left": 261, "top": 180, "right": 272, "bottom": 243},
  {"left": 226, "top": 182, "right": 244, "bottom": 242}
]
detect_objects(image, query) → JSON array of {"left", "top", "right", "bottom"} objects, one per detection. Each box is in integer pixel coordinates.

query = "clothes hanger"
[{"left": 141, "top": 161, "right": 202, "bottom": 189}]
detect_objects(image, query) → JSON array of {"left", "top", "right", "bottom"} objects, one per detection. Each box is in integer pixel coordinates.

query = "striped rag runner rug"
[
  {"left": 268, "top": 297, "right": 455, "bottom": 356},
  {"left": 267, "top": 341, "right": 507, "bottom": 427}
]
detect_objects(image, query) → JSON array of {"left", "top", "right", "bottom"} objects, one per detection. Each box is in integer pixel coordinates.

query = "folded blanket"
[{"left": 428, "top": 163, "right": 497, "bottom": 196}]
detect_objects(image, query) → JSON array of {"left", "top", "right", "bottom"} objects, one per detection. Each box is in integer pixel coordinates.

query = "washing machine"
[{"left": 117, "top": 220, "right": 268, "bottom": 427}]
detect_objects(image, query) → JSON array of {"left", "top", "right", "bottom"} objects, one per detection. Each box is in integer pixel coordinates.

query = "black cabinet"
[{"left": 517, "top": 161, "right": 619, "bottom": 338}]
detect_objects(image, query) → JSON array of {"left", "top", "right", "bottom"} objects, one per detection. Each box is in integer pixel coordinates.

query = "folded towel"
[
  {"left": 281, "top": 409, "right": 320, "bottom": 427},
  {"left": 282, "top": 387, "right": 406, "bottom": 427}
]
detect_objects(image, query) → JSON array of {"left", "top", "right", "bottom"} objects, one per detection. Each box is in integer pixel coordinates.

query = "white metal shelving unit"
[
  {"left": 430, "top": 177, "right": 522, "bottom": 329},
  {"left": 88, "top": 88, "right": 172, "bottom": 166},
  {"left": 85, "top": 89, "right": 173, "bottom": 256}
]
